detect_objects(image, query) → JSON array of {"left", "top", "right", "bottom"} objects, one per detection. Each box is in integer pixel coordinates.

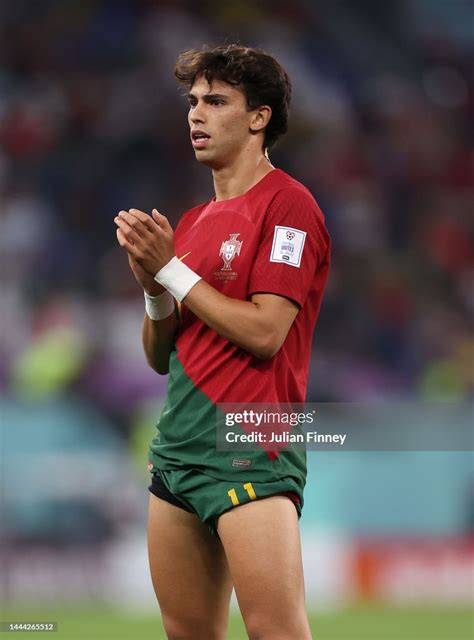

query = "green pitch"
[{"left": 1, "top": 604, "right": 472, "bottom": 639}]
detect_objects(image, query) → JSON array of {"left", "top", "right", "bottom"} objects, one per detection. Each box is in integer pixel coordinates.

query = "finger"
[
  {"left": 128, "top": 208, "right": 157, "bottom": 232},
  {"left": 128, "top": 208, "right": 148, "bottom": 221},
  {"left": 116, "top": 227, "right": 129, "bottom": 249},
  {"left": 152, "top": 208, "right": 173, "bottom": 232},
  {"left": 118, "top": 210, "right": 150, "bottom": 235},
  {"left": 115, "top": 215, "right": 142, "bottom": 244},
  {"left": 116, "top": 228, "right": 140, "bottom": 258}
]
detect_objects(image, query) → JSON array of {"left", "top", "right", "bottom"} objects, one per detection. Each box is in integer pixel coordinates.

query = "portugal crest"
[{"left": 219, "top": 233, "right": 242, "bottom": 270}]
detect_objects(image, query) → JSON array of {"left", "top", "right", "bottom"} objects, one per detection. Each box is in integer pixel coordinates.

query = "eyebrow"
[{"left": 187, "top": 92, "right": 229, "bottom": 102}]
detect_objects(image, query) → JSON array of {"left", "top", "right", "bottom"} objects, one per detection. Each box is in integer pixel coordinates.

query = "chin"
[{"left": 194, "top": 150, "right": 221, "bottom": 168}]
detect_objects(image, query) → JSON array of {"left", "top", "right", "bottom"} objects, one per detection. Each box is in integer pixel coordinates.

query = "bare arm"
[
  {"left": 115, "top": 218, "right": 178, "bottom": 374},
  {"left": 141, "top": 284, "right": 296, "bottom": 370},
  {"left": 183, "top": 284, "right": 298, "bottom": 360},
  {"left": 142, "top": 311, "right": 178, "bottom": 374}
]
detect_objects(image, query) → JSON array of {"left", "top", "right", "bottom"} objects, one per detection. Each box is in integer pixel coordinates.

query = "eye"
[{"left": 210, "top": 99, "right": 225, "bottom": 106}]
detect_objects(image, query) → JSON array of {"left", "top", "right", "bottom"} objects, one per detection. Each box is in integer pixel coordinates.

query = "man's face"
[{"left": 187, "top": 76, "right": 256, "bottom": 168}]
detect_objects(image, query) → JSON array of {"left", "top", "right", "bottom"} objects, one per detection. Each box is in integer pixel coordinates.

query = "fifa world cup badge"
[{"left": 219, "top": 233, "right": 243, "bottom": 271}]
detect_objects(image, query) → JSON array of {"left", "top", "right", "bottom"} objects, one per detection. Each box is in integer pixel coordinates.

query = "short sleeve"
[{"left": 248, "top": 187, "right": 329, "bottom": 308}]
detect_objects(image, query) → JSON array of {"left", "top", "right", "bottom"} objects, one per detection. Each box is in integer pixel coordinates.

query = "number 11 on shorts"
[{"left": 227, "top": 482, "right": 257, "bottom": 506}]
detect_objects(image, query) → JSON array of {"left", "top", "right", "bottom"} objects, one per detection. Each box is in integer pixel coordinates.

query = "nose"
[{"left": 189, "top": 101, "right": 205, "bottom": 124}]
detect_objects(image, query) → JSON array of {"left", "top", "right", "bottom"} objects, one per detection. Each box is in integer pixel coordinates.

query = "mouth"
[{"left": 191, "top": 130, "right": 211, "bottom": 149}]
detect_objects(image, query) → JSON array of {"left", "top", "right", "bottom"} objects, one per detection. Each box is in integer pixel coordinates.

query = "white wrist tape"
[
  {"left": 154, "top": 256, "right": 201, "bottom": 303},
  {"left": 144, "top": 290, "right": 175, "bottom": 321}
]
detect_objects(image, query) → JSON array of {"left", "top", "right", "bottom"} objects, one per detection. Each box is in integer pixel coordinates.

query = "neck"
[{"left": 212, "top": 150, "right": 275, "bottom": 202}]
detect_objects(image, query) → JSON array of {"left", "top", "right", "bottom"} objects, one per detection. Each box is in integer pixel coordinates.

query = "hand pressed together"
[{"left": 114, "top": 208, "right": 175, "bottom": 289}]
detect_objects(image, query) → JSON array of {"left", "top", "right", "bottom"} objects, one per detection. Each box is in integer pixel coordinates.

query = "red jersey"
[{"left": 149, "top": 168, "right": 330, "bottom": 483}]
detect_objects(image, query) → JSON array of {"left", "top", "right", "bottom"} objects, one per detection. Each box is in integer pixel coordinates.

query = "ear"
[{"left": 249, "top": 105, "right": 272, "bottom": 134}]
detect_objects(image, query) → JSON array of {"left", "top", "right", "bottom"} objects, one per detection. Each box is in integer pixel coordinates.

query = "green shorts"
[{"left": 148, "top": 467, "right": 303, "bottom": 537}]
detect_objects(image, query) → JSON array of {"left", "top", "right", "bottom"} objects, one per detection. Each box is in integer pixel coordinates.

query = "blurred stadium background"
[{"left": 0, "top": 0, "right": 472, "bottom": 638}]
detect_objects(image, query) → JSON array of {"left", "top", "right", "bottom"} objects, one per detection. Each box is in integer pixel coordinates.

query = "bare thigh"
[
  {"left": 216, "top": 495, "right": 312, "bottom": 640},
  {"left": 147, "top": 493, "right": 233, "bottom": 640}
]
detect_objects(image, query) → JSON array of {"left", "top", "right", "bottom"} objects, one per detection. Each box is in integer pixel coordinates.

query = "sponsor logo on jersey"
[{"left": 270, "top": 226, "right": 306, "bottom": 267}]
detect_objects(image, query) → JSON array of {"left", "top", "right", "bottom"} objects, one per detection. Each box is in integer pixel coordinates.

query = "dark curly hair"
[{"left": 175, "top": 44, "right": 292, "bottom": 151}]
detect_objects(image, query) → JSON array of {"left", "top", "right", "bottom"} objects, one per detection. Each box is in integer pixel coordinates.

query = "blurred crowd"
[{"left": 1, "top": 0, "right": 472, "bottom": 441}]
